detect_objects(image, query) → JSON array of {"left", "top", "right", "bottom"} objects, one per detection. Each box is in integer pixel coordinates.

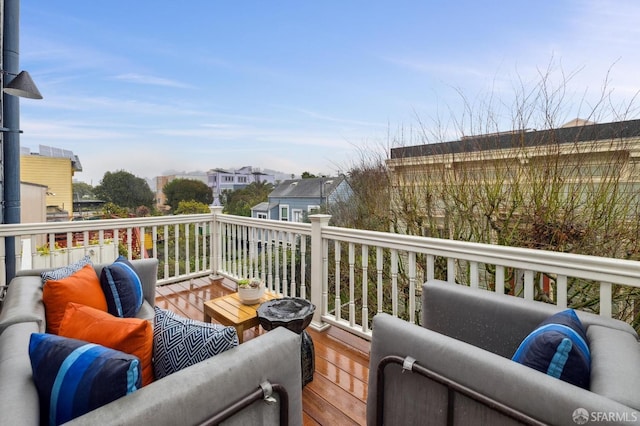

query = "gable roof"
[
  {"left": 390, "top": 119, "right": 640, "bottom": 159},
  {"left": 251, "top": 202, "right": 269, "bottom": 212},
  {"left": 270, "top": 176, "right": 345, "bottom": 198}
]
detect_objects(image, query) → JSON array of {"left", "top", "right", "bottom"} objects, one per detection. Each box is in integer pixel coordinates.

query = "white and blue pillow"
[
  {"left": 153, "top": 307, "right": 238, "bottom": 379},
  {"left": 41, "top": 255, "right": 92, "bottom": 283},
  {"left": 100, "top": 256, "right": 144, "bottom": 318},
  {"left": 512, "top": 309, "right": 590, "bottom": 388},
  {"left": 29, "top": 333, "right": 141, "bottom": 426}
]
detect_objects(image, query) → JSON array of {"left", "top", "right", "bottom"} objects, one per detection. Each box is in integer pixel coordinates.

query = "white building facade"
[{"left": 207, "top": 166, "right": 276, "bottom": 205}]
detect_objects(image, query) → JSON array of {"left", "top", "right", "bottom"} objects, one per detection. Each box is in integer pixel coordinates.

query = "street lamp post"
[{"left": 1, "top": 0, "right": 43, "bottom": 281}]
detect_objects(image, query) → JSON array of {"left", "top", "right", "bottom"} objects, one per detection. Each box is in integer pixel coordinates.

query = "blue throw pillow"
[
  {"left": 512, "top": 309, "right": 590, "bottom": 388},
  {"left": 41, "top": 255, "right": 92, "bottom": 283},
  {"left": 100, "top": 256, "right": 144, "bottom": 317},
  {"left": 153, "top": 307, "right": 239, "bottom": 379},
  {"left": 29, "top": 333, "right": 141, "bottom": 426}
]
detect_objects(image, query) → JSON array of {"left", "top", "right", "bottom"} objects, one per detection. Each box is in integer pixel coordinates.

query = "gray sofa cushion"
[
  {"left": 422, "top": 280, "right": 637, "bottom": 357},
  {"left": 588, "top": 325, "right": 640, "bottom": 410},
  {"left": 0, "top": 321, "right": 41, "bottom": 425},
  {"left": 18, "top": 258, "right": 158, "bottom": 310},
  {"left": 135, "top": 300, "right": 154, "bottom": 322},
  {"left": 0, "top": 277, "right": 45, "bottom": 334}
]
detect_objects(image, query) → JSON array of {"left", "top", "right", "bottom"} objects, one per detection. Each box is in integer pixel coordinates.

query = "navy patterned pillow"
[
  {"left": 29, "top": 333, "right": 141, "bottom": 425},
  {"left": 512, "top": 309, "right": 591, "bottom": 388},
  {"left": 153, "top": 307, "right": 238, "bottom": 379},
  {"left": 100, "top": 256, "right": 144, "bottom": 317},
  {"left": 41, "top": 255, "right": 92, "bottom": 283}
]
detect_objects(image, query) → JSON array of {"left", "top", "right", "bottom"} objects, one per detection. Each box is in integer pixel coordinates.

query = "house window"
[
  {"left": 292, "top": 209, "right": 303, "bottom": 222},
  {"left": 238, "top": 176, "right": 247, "bottom": 183},
  {"left": 307, "top": 205, "right": 321, "bottom": 214},
  {"left": 224, "top": 176, "right": 234, "bottom": 182},
  {"left": 280, "top": 205, "right": 289, "bottom": 221},
  {"left": 257, "top": 212, "right": 267, "bottom": 219}
]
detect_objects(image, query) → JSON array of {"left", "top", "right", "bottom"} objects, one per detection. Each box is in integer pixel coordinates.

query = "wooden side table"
[{"left": 203, "top": 292, "right": 278, "bottom": 343}]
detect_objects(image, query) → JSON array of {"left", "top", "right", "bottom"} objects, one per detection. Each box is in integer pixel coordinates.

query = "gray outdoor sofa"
[
  {"left": 0, "top": 258, "right": 302, "bottom": 425},
  {"left": 367, "top": 279, "right": 640, "bottom": 425}
]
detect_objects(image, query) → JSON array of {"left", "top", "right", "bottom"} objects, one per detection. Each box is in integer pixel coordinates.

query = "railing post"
[
  {"left": 209, "top": 205, "right": 224, "bottom": 279},
  {"left": 309, "top": 214, "right": 331, "bottom": 331}
]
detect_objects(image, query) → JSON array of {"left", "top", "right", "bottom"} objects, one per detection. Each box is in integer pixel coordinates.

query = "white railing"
[
  {"left": 2, "top": 208, "right": 640, "bottom": 341},
  {"left": 213, "top": 212, "right": 311, "bottom": 299},
  {"left": 0, "top": 213, "right": 215, "bottom": 287},
  {"left": 314, "top": 221, "right": 640, "bottom": 339}
]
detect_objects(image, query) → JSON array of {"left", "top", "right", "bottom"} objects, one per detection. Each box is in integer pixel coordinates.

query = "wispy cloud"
[
  {"left": 112, "top": 73, "right": 194, "bottom": 89},
  {"left": 381, "top": 56, "right": 488, "bottom": 80},
  {"left": 22, "top": 120, "right": 135, "bottom": 141},
  {"left": 271, "top": 105, "right": 386, "bottom": 128}
]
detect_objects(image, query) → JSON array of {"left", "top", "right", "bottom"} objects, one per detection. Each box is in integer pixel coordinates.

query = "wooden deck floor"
[{"left": 154, "top": 276, "right": 370, "bottom": 425}]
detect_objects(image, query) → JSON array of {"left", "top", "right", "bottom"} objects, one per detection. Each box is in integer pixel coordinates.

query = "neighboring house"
[
  {"left": 252, "top": 176, "right": 351, "bottom": 221},
  {"left": 155, "top": 173, "right": 208, "bottom": 211},
  {"left": 387, "top": 118, "right": 640, "bottom": 234},
  {"left": 208, "top": 166, "right": 276, "bottom": 206},
  {"left": 20, "top": 182, "right": 47, "bottom": 224},
  {"left": 20, "top": 145, "right": 82, "bottom": 221}
]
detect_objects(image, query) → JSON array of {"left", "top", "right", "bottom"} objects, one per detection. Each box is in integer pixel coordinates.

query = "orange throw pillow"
[
  {"left": 59, "top": 302, "right": 154, "bottom": 386},
  {"left": 42, "top": 263, "right": 107, "bottom": 335}
]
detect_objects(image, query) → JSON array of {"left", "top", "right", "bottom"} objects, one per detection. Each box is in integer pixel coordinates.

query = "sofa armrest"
[
  {"left": 421, "top": 280, "right": 637, "bottom": 357},
  {"left": 0, "top": 321, "right": 41, "bottom": 425},
  {"left": 0, "top": 277, "right": 46, "bottom": 333},
  {"left": 368, "top": 313, "right": 637, "bottom": 426},
  {"left": 68, "top": 327, "right": 303, "bottom": 426}
]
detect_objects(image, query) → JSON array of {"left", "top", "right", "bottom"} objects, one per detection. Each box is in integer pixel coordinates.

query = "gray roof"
[
  {"left": 269, "top": 176, "right": 344, "bottom": 198},
  {"left": 390, "top": 119, "right": 640, "bottom": 159},
  {"left": 252, "top": 202, "right": 269, "bottom": 212}
]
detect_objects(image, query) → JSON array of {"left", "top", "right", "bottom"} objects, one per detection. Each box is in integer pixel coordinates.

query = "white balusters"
[
  {"left": 349, "top": 242, "right": 355, "bottom": 328},
  {"left": 600, "top": 282, "right": 612, "bottom": 317},
  {"left": 361, "top": 245, "right": 369, "bottom": 333},
  {"left": 334, "top": 241, "right": 341, "bottom": 321}
]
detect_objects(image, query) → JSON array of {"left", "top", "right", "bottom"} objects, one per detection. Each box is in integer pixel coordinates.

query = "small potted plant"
[{"left": 237, "top": 277, "right": 265, "bottom": 304}]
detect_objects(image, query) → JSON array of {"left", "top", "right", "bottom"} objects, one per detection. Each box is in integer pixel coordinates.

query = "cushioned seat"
[
  {"left": 0, "top": 258, "right": 303, "bottom": 425},
  {"left": 367, "top": 280, "right": 640, "bottom": 425}
]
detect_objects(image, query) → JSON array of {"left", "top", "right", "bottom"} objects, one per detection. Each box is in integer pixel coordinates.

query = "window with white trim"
[{"left": 280, "top": 205, "right": 289, "bottom": 221}]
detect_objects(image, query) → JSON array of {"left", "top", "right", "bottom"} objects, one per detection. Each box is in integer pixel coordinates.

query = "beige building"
[
  {"left": 155, "top": 175, "right": 172, "bottom": 211},
  {"left": 20, "top": 182, "right": 47, "bottom": 223},
  {"left": 20, "top": 145, "right": 82, "bottom": 221},
  {"left": 155, "top": 174, "right": 208, "bottom": 212},
  {"left": 387, "top": 119, "right": 640, "bottom": 239}
]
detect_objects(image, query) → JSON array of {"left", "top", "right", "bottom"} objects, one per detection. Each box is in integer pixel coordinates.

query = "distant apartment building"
[
  {"left": 20, "top": 145, "right": 82, "bottom": 221},
  {"left": 207, "top": 166, "right": 276, "bottom": 205},
  {"left": 155, "top": 173, "right": 208, "bottom": 211}
]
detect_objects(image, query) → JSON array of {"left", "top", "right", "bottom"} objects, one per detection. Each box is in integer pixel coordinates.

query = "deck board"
[{"left": 155, "top": 276, "right": 370, "bottom": 425}]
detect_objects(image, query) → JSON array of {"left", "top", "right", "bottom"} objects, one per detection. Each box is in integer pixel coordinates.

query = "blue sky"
[{"left": 18, "top": 0, "right": 640, "bottom": 185}]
